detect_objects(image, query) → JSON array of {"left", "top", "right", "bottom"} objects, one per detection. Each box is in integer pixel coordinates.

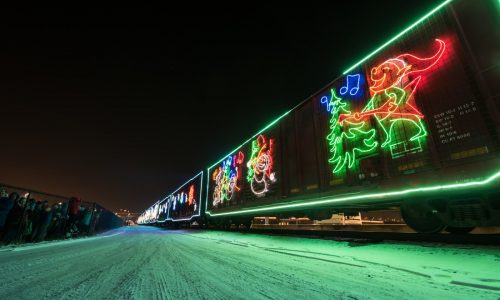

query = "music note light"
[{"left": 339, "top": 74, "right": 361, "bottom": 96}]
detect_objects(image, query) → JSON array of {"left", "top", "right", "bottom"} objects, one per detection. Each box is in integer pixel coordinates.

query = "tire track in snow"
[{"left": 262, "top": 248, "right": 366, "bottom": 268}]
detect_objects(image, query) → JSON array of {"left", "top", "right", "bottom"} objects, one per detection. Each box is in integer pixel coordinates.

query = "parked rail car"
[
  {"left": 203, "top": 0, "right": 500, "bottom": 233},
  {"left": 137, "top": 172, "right": 204, "bottom": 226},
  {"left": 139, "top": 0, "right": 500, "bottom": 233}
]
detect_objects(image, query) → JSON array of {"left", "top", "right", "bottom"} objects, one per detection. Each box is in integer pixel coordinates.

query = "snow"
[
  {"left": 0, "top": 232, "right": 123, "bottom": 253},
  {"left": 0, "top": 226, "right": 498, "bottom": 299}
]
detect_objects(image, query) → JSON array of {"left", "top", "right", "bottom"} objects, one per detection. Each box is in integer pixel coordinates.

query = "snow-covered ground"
[{"left": 0, "top": 226, "right": 498, "bottom": 299}]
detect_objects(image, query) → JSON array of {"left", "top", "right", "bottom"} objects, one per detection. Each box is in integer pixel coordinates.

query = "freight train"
[{"left": 138, "top": 0, "right": 500, "bottom": 233}]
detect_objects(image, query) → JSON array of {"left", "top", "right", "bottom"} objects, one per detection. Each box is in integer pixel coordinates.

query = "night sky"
[{"left": 0, "top": 2, "right": 441, "bottom": 212}]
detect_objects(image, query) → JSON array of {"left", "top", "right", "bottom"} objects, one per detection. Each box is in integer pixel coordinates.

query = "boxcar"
[
  {"left": 203, "top": 0, "right": 500, "bottom": 233},
  {"left": 138, "top": 172, "right": 204, "bottom": 226}
]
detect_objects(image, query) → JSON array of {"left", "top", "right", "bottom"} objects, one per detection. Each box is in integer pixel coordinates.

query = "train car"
[
  {"left": 138, "top": 172, "right": 204, "bottom": 227},
  {"left": 164, "top": 172, "right": 204, "bottom": 226},
  {"left": 137, "top": 201, "right": 160, "bottom": 225},
  {"left": 204, "top": 0, "right": 500, "bottom": 233}
]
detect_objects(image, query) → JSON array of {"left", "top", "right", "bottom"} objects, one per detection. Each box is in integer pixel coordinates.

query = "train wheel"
[
  {"left": 241, "top": 219, "right": 252, "bottom": 231},
  {"left": 401, "top": 201, "right": 445, "bottom": 233},
  {"left": 223, "top": 219, "right": 231, "bottom": 230},
  {"left": 444, "top": 226, "right": 475, "bottom": 234}
]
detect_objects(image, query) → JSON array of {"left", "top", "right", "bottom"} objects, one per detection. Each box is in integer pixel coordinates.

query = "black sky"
[{"left": 0, "top": 2, "right": 442, "bottom": 212}]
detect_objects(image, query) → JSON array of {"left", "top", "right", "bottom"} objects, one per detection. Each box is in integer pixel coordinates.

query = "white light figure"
[{"left": 246, "top": 135, "right": 276, "bottom": 197}]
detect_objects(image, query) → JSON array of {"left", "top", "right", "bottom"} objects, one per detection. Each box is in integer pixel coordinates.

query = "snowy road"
[{"left": 0, "top": 226, "right": 499, "bottom": 299}]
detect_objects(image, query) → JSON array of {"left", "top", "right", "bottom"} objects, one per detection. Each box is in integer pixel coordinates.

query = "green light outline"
[
  {"left": 342, "top": 0, "right": 453, "bottom": 75},
  {"left": 325, "top": 89, "right": 378, "bottom": 174},
  {"left": 206, "top": 170, "right": 500, "bottom": 217},
  {"left": 246, "top": 139, "right": 259, "bottom": 183}
]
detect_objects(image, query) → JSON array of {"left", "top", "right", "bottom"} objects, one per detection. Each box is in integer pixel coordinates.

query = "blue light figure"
[{"left": 339, "top": 73, "right": 364, "bottom": 98}]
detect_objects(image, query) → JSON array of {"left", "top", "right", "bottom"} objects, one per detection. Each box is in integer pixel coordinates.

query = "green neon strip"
[
  {"left": 342, "top": 0, "right": 453, "bottom": 75},
  {"left": 206, "top": 170, "right": 500, "bottom": 217},
  {"left": 207, "top": 109, "right": 292, "bottom": 171},
  {"left": 205, "top": 166, "right": 210, "bottom": 212}
]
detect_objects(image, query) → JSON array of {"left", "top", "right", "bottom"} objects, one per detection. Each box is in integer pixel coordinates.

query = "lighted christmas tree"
[{"left": 323, "top": 89, "right": 378, "bottom": 175}]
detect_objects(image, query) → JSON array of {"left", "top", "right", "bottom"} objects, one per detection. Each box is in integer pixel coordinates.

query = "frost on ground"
[{"left": 0, "top": 226, "right": 498, "bottom": 300}]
